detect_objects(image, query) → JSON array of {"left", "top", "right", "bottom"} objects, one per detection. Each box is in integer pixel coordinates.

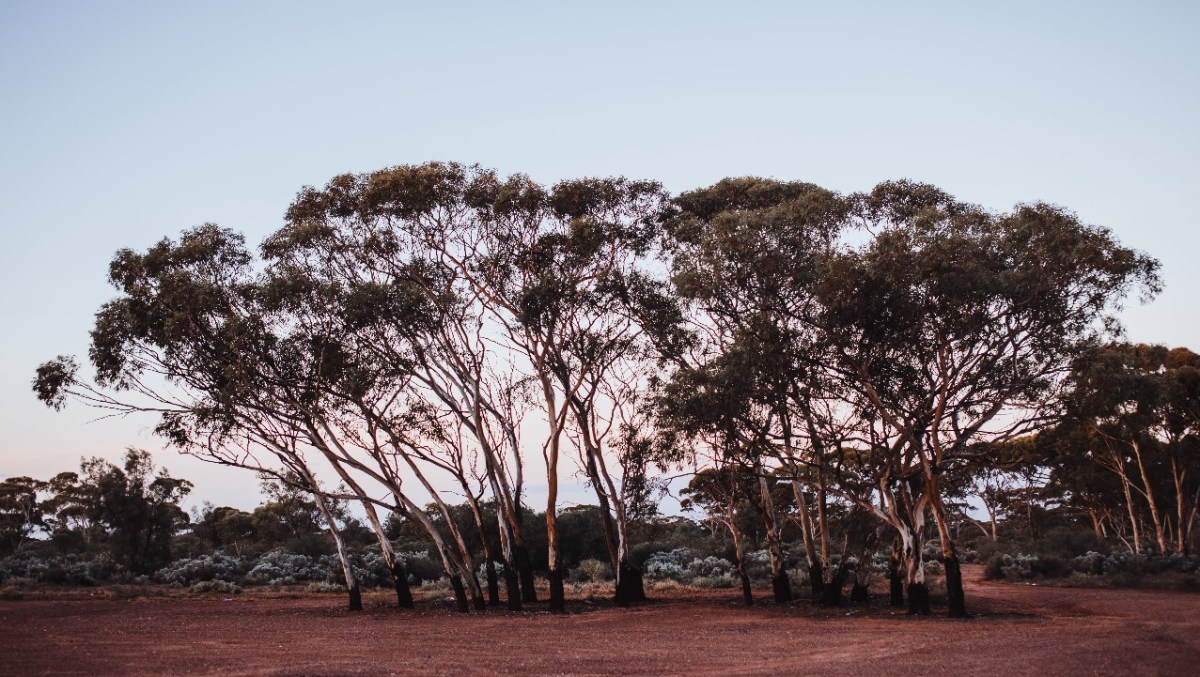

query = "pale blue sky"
[{"left": 2, "top": 1, "right": 1197, "bottom": 508}]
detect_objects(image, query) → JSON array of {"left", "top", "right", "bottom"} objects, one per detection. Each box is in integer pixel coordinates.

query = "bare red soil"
[{"left": 2, "top": 565, "right": 1198, "bottom": 676}]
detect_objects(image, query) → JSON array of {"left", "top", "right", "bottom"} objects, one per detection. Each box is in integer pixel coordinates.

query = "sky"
[{"left": 1, "top": 1, "right": 1198, "bottom": 511}]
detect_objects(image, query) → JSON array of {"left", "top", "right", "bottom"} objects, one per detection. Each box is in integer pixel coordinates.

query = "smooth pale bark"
[
  {"left": 359, "top": 500, "right": 413, "bottom": 609},
  {"left": 899, "top": 522, "right": 930, "bottom": 615},
  {"left": 310, "top": 488, "right": 362, "bottom": 612},
  {"left": 786, "top": 470, "right": 824, "bottom": 600},
  {"left": 755, "top": 459, "right": 792, "bottom": 603},
  {"left": 572, "top": 403, "right": 644, "bottom": 605},
  {"left": 1131, "top": 441, "right": 1170, "bottom": 553},
  {"left": 464, "top": 494, "right": 500, "bottom": 607},
  {"left": 818, "top": 538, "right": 851, "bottom": 607},
  {"left": 1113, "top": 451, "right": 1144, "bottom": 553},
  {"left": 1089, "top": 508, "right": 1107, "bottom": 542},
  {"left": 888, "top": 538, "right": 905, "bottom": 607},
  {"left": 725, "top": 500, "right": 753, "bottom": 606},
  {"left": 928, "top": 488, "right": 968, "bottom": 618}
]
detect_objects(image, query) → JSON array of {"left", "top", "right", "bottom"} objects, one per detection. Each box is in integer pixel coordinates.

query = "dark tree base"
[
  {"left": 740, "top": 572, "right": 753, "bottom": 606},
  {"left": 392, "top": 563, "right": 414, "bottom": 609},
  {"left": 944, "top": 555, "right": 968, "bottom": 618},
  {"left": 850, "top": 581, "right": 869, "bottom": 603},
  {"left": 471, "top": 579, "right": 487, "bottom": 612},
  {"left": 889, "top": 563, "right": 905, "bottom": 607},
  {"left": 450, "top": 577, "right": 469, "bottom": 613},
  {"left": 615, "top": 560, "right": 646, "bottom": 605},
  {"left": 548, "top": 568, "right": 565, "bottom": 613},
  {"left": 771, "top": 571, "right": 793, "bottom": 604},
  {"left": 485, "top": 560, "right": 500, "bottom": 608},
  {"left": 348, "top": 584, "right": 363, "bottom": 612},
  {"left": 819, "top": 570, "right": 847, "bottom": 607},
  {"left": 504, "top": 567, "right": 522, "bottom": 611},
  {"left": 516, "top": 547, "right": 538, "bottom": 604},
  {"left": 809, "top": 561, "right": 825, "bottom": 602},
  {"left": 906, "top": 582, "right": 931, "bottom": 615}
]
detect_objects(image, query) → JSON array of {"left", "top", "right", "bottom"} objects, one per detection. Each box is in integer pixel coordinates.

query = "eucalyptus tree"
[
  {"left": 277, "top": 163, "right": 667, "bottom": 609},
  {"left": 654, "top": 177, "right": 852, "bottom": 603},
  {"left": 814, "top": 182, "right": 1160, "bottom": 616},
  {"left": 678, "top": 465, "right": 760, "bottom": 604},
  {"left": 0, "top": 477, "right": 47, "bottom": 555},
  {"left": 30, "top": 224, "right": 466, "bottom": 611},
  {"left": 1060, "top": 343, "right": 1200, "bottom": 554}
]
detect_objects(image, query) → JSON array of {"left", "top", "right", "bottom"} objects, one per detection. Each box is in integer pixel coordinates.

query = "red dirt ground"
[{"left": 2, "top": 565, "right": 1198, "bottom": 676}]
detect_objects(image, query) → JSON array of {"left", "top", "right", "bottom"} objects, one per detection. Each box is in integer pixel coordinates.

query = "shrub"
[
  {"left": 155, "top": 552, "right": 245, "bottom": 585},
  {"left": 305, "top": 581, "right": 345, "bottom": 594},
  {"left": 643, "top": 548, "right": 691, "bottom": 581},
  {"left": 400, "top": 551, "right": 443, "bottom": 584},
  {"left": 1, "top": 554, "right": 128, "bottom": 586},
  {"left": 1030, "top": 555, "right": 1070, "bottom": 579},
  {"left": 569, "top": 559, "right": 613, "bottom": 583},
  {"left": 191, "top": 579, "right": 242, "bottom": 594},
  {"left": 245, "top": 551, "right": 329, "bottom": 585},
  {"left": 984, "top": 554, "right": 1005, "bottom": 580}
]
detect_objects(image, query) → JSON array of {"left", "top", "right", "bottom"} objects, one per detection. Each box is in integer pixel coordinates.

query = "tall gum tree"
[
  {"left": 815, "top": 182, "right": 1160, "bottom": 616},
  {"left": 276, "top": 163, "right": 667, "bottom": 609}
]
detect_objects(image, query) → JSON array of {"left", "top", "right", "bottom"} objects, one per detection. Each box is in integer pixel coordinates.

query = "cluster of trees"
[
  {"left": 33, "top": 162, "right": 1163, "bottom": 618},
  {"left": 989, "top": 344, "right": 1200, "bottom": 556},
  {"left": 0, "top": 450, "right": 190, "bottom": 574}
]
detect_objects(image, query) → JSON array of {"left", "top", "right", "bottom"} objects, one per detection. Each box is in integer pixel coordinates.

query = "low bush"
[
  {"left": 190, "top": 579, "right": 242, "bottom": 594},
  {"left": 155, "top": 553, "right": 245, "bottom": 586},
  {"left": 305, "top": 581, "right": 346, "bottom": 594},
  {"left": 569, "top": 558, "right": 613, "bottom": 583}
]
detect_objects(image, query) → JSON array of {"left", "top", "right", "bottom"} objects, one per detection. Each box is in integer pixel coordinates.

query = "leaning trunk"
[
  {"left": 726, "top": 505, "right": 753, "bottom": 606},
  {"left": 1131, "top": 441, "right": 1169, "bottom": 554},
  {"left": 927, "top": 484, "right": 967, "bottom": 618},
  {"left": 312, "top": 491, "right": 362, "bottom": 612},
  {"left": 788, "top": 475, "right": 824, "bottom": 601},
  {"left": 756, "top": 462, "right": 792, "bottom": 603}
]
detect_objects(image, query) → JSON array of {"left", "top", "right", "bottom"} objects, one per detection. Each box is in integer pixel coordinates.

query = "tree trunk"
[
  {"left": 888, "top": 539, "right": 904, "bottom": 607},
  {"left": 901, "top": 525, "right": 930, "bottom": 615},
  {"left": 485, "top": 559, "right": 500, "bottom": 608},
  {"left": 464, "top": 491, "right": 500, "bottom": 608},
  {"left": 927, "top": 488, "right": 968, "bottom": 618},
  {"left": 787, "top": 471, "right": 824, "bottom": 601},
  {"left": 391, "top": 560, "right": 414, "bottom": 609},
  {"left": 1131, "top": 441, "right": 1169, "bottom": 554},
  {"left": 1115, "top": 454, "right": 1143, "bottom": 552},
  {"left": 495, "top": 514, "right": 522, "bottom": 611},
  {"left": 449, "top": 574, "right": 469, "bottom": 613},
  {"left": 726, "top": 505, "right": 753, "bottom": 606},
  {"left": 819, "top": 563, "right": 848, "bottom": 606},
  {"left": 307, "top": 476, "right": 361, "bottom": 612},
  {"left": 756, "top": 462, "right": 792, "bottom": 603},
  {"left": 549, "top": 568, "right": 565, "bottom": 612},
  {"left": 616, "top": 558, "right": 645, "bottom": 605},
  {"left": 504, "top": 563, "right": 522, "bottom": 611},
  {"left": 1088, "top": 508, "right": 1105, "bottom": 543},
  {"left": 1172, "top": 457, "right": 1188, "bottom": 554},
  {"left": 546, "top": 504, "right": 564, "bottom": 613},
  {"left": 515, "top": 542, "right": 538, "bottom": 604}
]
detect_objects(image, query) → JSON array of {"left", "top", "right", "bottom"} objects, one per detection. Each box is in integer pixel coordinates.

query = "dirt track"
[{"left": 2, "top": 565, "right": 1198, "bottom": 676}]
